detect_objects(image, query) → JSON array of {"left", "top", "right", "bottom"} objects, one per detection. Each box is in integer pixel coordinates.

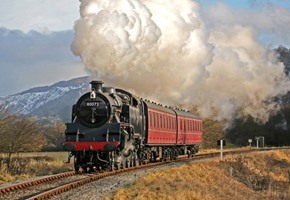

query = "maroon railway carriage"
[
  {"left": 64, "top": 81, "right": 202, "bottom": 172},
  {"left": 142, "top": 101, "right": 202, "bottom": 160},
  {"left": 145, "top": 102, "right": 177, "bottom": 145},
  {"left": 175, "top": 109, "right": 202, "bottom": 145}
]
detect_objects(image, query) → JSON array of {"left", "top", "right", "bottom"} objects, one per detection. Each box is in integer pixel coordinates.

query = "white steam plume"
[{"left": 71, "top": 0, "right": 290, "bottom": 123}]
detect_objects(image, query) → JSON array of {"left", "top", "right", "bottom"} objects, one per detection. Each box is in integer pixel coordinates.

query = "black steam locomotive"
[{"left": 63, "top": 81, "right": 202, "bottom": 172}]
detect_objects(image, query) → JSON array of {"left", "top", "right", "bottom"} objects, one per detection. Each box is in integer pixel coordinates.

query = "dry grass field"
[
  {"left": 1, "top": 150, "right": 290, "bottom": 200},
  {"left": 107, "top": 150, "right": 290, "bottom": 200},
  {"left": 0, "top": 152, "right": 73, "bottom": 184}
]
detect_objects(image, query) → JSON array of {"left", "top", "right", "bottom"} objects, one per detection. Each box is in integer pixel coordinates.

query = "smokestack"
[{"left": 90, "top": 81, "right": 103, "bottom": 93}]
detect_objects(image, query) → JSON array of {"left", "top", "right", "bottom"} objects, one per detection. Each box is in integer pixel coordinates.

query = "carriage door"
[
  {"left": 183, "top": 119, "right": 186, "bottom": 144},
  {"left": 180, "top": 119, "right": 186, "bottom": 144}
]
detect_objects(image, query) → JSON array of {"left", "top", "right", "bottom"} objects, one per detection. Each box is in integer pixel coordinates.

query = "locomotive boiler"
[{"left": 63, "top": 81, "right": 202, "bottom": 172}]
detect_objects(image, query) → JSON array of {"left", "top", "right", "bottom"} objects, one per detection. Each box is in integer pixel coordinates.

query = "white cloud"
[{"left": 0, "top": 0, "right": 80, "bottom": 32}]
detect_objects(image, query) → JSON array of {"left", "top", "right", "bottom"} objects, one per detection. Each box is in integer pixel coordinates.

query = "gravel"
[{"left": 52, "top": 159, "right": 207, "bottom": 200}]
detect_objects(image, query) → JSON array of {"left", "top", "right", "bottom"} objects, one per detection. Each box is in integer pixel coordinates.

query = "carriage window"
[
  {"left": 191, "top": 121, "right": 193, "bottom": 131},
  {"left": 182, "top": 120, "right": 185, "bottom": 131},
  {"left": 157, "top": 114, "right": 159, "bottom": 128},
  {"left": 165, "top": 116, "right": 167, "bottom": 129},
  {"left": 181, "top": 120, "right": 183, "bottom": 131},
  {"left": 182, "top": 120, "right": 184, "bottom": 131},
  {"left": 156, "top": 114, "right": 158, "bottom": 128},
  {"left": 163, "top": 115, "right": 165, "bottom": 129},
  {"left": 173, "top": 119, "right": 176, "bottom": 130},
  {"left": 199, "top": 121, "right": 201, "bottom": 131}
]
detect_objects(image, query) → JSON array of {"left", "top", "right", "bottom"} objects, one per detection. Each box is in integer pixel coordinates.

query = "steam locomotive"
[{"left": 63, "top": 81, "right": 202, "bottom": 172}]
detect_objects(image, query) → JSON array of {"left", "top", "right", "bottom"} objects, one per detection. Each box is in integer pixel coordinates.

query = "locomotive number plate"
[{"left": 86, "top": 102, "right": 100, "bottom": 107}]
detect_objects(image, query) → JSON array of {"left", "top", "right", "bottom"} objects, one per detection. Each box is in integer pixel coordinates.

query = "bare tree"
[
  {"left": 42, "top": 122, "right": 65, "bottom": 151},
  {"left": 202, "top": 119, "right": 226, "bottom": 148},
  {"left": 0, "top": 104, "right": 10, "bottom": 157},
  {"left": 0, "top": 114, "right": 45, "bottom": 170}
]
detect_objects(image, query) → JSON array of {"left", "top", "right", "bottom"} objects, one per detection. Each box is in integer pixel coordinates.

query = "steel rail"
[{"left": 0, "top": 171, "right": 76, "bottom": 195}]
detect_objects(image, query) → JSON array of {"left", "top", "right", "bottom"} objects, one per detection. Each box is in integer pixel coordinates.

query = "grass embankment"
[
  {"left": 0, "top": 152, "right": 73, "bottom": 184},
  {"left": 108, "top": 150, "right": 290, "bottom": 200}
]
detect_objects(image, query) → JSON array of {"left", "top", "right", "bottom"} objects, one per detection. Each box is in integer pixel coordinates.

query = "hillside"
[
  {"left": 109, "top": 150, "right": 290, "bottom": 200},
  {"left": 0, "top": 76, "right": 90, "bottom": 122}
]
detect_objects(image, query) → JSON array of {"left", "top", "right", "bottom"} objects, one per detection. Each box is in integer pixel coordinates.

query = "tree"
[
  {"left": 41, "top": 122, "right": 65, "bottom": 151},
  {"left": 0, "top": 104, "right": 10, "bottom": 158},
  {"left": 190, "top": 106, "right": 227, "bottom": 148},
  {"left": 202, "top": 119, "right": 226, "bottom": 148},
  {"left": 275, "top": 45, "right": 290, "bottom": 75},
  {"left": 0, "top": 115, "right": 45, "bottom": 170}
]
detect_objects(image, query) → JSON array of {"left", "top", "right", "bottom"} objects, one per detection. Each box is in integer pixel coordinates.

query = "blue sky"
[
  {"left": 0, "top": 0, "right": 290, "bottom": 96},
  {"left": 201, "top": 0, "right": 290, "bottom": 10}
]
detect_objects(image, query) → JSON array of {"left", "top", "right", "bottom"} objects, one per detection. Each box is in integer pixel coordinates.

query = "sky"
[{"left": 0, "top": 0, "right": 290, "bottom": 97}]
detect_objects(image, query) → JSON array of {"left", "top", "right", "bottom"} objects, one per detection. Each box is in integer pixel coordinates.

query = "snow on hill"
[{"left": 0, "top": 76, "right": 91, "bottom": 121}]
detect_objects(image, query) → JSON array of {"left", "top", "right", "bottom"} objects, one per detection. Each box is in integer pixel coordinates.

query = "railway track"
[
  {"left": 0, "top": 171, "right": 89, "bottom": 200},
  {"left": 0, "top": 147, "right": 289, "bottom": 200}
]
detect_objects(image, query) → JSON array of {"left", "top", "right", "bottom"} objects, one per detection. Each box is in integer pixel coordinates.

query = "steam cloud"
[{"left": 71, "top": 0, "right": 290, "bottom": 123}]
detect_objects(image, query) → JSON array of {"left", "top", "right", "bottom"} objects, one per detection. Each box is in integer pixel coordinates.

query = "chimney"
[{"left": 90, "top": 81, "right": 103, "bottom": 93}]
